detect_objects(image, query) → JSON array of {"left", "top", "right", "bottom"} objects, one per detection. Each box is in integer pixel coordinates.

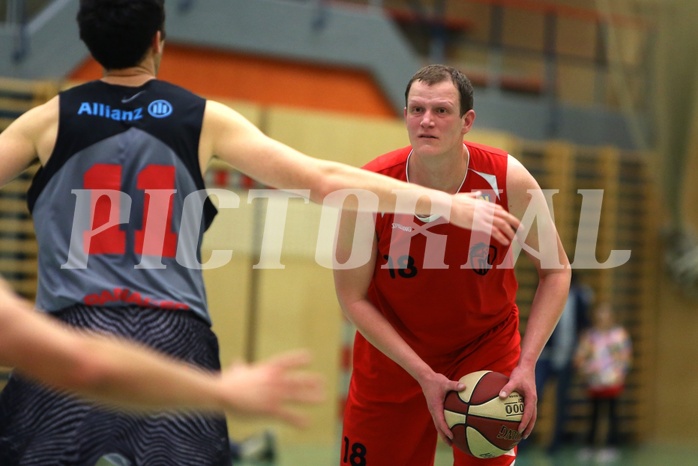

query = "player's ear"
[
  {"left": 153, "top": 30, "right": 165, "bottom": 52},
  {"left": 462, "top": 109, "right": 476, "bottom": 135}
]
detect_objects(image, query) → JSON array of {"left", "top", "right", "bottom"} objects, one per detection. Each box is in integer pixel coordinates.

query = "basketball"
[{"left": 443, "top": 370, "right": 524, "bottom": 458}]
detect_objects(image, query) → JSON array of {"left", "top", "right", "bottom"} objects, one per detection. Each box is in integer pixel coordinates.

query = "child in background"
[{"left": 574, "top": 302, "right": 632, "bottom": 462}]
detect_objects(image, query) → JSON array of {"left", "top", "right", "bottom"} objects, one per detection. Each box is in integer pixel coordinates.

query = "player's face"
[{"left": 404, "top": 80, "right": 472, "bottom": 158}]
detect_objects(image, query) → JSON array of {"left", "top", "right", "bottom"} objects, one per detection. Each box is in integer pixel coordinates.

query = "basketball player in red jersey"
[{"left": 335, "top": 65, "right": 571, "bottom": 465}]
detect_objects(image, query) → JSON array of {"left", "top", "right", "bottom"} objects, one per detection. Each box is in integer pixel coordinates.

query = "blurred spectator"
[{"left": 574, "top": 302, "right": 632, "bottom": 463}]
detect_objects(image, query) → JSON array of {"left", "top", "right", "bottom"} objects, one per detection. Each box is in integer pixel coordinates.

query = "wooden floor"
[{"left": 235, "top": 441, "right": 698, "bottom": 465}]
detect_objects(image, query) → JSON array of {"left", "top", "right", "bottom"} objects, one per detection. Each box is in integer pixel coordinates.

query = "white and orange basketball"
[{"left": 444, "top": 370, "right": 524, "bottom": 458}]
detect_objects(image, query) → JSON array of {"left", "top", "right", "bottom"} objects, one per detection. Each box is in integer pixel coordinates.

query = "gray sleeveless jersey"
[{"left": 28, "top": 80, "right": 218, "bottom": 324}]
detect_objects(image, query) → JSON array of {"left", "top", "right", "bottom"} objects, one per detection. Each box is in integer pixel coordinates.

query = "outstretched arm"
[
  {"left": 200, "top": 101, "right": 521, "bottom": 245},
  {"left": 0, "top": 280, "right": 324, "bottom": 426}
]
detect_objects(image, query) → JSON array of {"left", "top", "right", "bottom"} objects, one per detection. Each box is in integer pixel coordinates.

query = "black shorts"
[{"left": 0, "top": 304, "right": 231, "bottom": 466}]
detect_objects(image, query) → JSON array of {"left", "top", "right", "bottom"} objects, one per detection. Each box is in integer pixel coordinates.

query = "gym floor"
[{"left": 235, "top": 441, "right": 698, "bottom": 465}]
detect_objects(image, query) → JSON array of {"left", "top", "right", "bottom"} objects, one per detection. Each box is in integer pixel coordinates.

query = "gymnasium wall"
[
  {"left": 647, "top": 0, "right": 698, "bottom": 446},
  {"left": 69, "top": 46, "right": 396, "bottom": 119}
]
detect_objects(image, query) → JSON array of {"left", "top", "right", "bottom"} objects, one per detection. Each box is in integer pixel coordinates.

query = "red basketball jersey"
[{"left": 363, "top": 142, "right": 519, "bottom": 362}]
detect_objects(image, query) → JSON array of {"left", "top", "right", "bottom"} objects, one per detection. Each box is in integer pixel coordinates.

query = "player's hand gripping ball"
[{"left": 444, "top": 370, "right": 524, "bottom": 458}]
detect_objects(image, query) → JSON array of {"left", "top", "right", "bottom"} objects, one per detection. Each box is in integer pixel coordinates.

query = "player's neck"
[
  {"left": 408, "top": 145, "right": 469, "bottom": 193},
  {"left": 102, "top": 63, "right": 156, "bottom": 87}
]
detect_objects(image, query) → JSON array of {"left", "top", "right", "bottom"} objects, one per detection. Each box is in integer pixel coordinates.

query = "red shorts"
[{"left": 340, "top": 312, "right": 521, "bottom": 466}]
